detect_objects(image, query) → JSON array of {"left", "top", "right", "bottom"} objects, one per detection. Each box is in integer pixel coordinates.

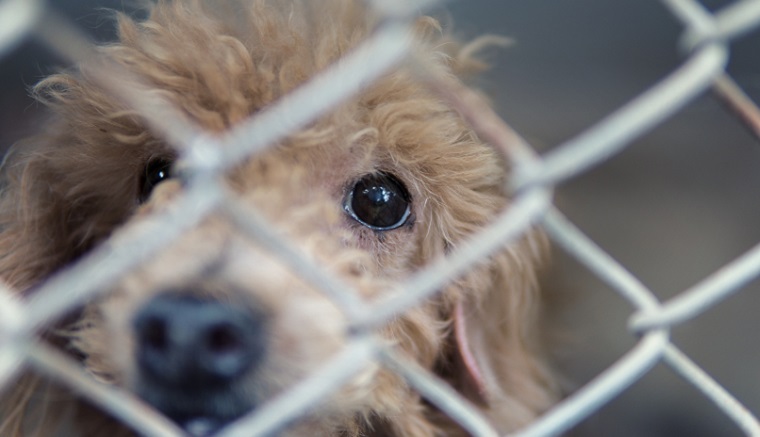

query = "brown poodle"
[{"left": 0, "top": 0, "right": 558, "bottom": 435}]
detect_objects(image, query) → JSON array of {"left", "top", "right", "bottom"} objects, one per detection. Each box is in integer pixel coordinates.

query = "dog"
[{"left": 0, "top": 0, "right": 558, "bottom": 435}]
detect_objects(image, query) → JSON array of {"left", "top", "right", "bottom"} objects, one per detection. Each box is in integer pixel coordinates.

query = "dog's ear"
[
  {"left": 450, "top": 231, "right": 558, "bottom": 429},
  {"left": 0, "top": 141, "right": 130, "bottom": 435},
  {"left": 0, "top": 145, "right": 57, "bottom": 291},
  {"left": 452, "top": 299, "right": 489, "bottom": 404},
  {"left": 0, "top": 138, "right": 88, "bottom": 292},
  {"left": 0, "top": 145, "right": 70, "bottom": 436}
]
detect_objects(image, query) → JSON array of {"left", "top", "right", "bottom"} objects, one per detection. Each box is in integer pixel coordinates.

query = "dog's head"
[{"left": 0, "top": 1, "right": 556, "bottom": 435}]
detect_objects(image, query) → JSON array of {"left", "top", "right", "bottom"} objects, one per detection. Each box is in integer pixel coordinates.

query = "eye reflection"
[{"left": 344, "top": 173, "right": 411, "bottom": 231}]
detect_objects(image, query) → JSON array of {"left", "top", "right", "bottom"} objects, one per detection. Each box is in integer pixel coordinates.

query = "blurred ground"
[{"left": 2, "top": 1, "right": 760, "bottom": 436}]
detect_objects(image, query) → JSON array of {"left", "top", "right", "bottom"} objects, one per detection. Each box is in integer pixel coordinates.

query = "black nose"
[{"left": 133, "top": 293, "right": 267, "bottom": 390}]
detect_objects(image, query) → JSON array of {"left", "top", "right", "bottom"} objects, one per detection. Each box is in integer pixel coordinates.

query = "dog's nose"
[{"left": 133, "top": 293, "right": 266, "bottom": 388}]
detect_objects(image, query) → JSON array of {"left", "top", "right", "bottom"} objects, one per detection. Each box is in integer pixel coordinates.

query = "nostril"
[
  {"left": 206, "top": 323, "right": 243, "bottom": 355},
  {"left": 140, "top": 317, "right": 168, "bottom": 351}
]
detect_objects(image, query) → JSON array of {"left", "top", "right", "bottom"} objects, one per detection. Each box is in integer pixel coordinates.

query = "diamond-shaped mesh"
[{"left": 2, "top": 0, "right": 760, "bottom": 436}]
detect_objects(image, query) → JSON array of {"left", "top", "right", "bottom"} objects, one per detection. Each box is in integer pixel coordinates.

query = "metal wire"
[{"left": 2, "top": 0, "right": 760, "bottom": 436}]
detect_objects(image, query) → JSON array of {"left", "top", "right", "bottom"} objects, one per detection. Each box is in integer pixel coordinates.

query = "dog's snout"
[{"left": 133, "top": 294, "right": 266, "bottom": 388}]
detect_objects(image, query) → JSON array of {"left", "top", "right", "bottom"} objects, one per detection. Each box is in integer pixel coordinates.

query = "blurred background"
[{"left": 2, "top": 1, "right": 760, "bottom": 436}]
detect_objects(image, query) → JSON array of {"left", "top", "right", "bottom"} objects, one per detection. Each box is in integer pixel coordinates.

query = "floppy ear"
[
  {"left": 450, "top": 230, "right": 559, "bottom": 430},
  {"left": 0, "top": 142, "right": 71, "bottom": 436},
  {"left": 0, "top": 167, "right": 50, "bottom": 436},
  {"left": 0, "top": 135, "right": 130, "bottom": 436},
  {"left": 0, "top": 145, "right": 61, "bottom": 290}
]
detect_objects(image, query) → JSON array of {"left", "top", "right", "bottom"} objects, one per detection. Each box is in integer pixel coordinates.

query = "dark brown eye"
[
  {"left": 140, "top": 158, "right": 173, "bottom": 202},
  {"left": 344, "top": 173, "right": 411, "bottom": 231}
]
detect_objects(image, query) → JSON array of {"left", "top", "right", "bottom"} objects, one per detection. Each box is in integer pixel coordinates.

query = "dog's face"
[
  {"left": 0, "top": 1, "right": 556, "bottom": 436},
  {"left": 78, "top": 99, "right": 484, "bottom": 434}
]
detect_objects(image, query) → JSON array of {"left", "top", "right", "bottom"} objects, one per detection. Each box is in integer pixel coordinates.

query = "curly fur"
[{"left": 0, "top": 1, "right": 558, "bottom": 435}]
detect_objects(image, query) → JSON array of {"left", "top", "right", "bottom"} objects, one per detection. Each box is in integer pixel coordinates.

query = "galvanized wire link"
[
  {"left": 0, "top": 285, "right": 23, "bottom": 332},
  {"left": 712, "top": 74, "right": 760, "bottom": 140},
  {"left": 359, "top": 186, "right": 552, "bottom": 330},
  {"left": 514, "top": 43, "right": 728, "bottom": 190},
  {"left": 662, "top": 0, "right": 717, "bottom": 34},
  {"left": 662, "top": 345, "right": 760, "bottom": 435},
  {"left": 26, "top": 344, "right": 186, "bottom": 437},
  {"left": 207, "top": 21, "right": 415, "bottom": 174},
  {"left": 511, "top": 332, "right": 669, "bottom": 437},
  {"left": 630, "top": 239, "right": 760, "bottom": 332},
  {"left": 542, "top": 209, "right": 661, "bottom": 312},
  {"left": 0, "top": 348, "right": 23, "bottom": 394},
  {"left": 3, "top": 0, "right": 760, "bottom": 436},
  {"left": 32, "top": 9, "right": 208, "bottom": 152},
  {"left": 216, "top": 339, "right": 378, "bottom": 437},
  {"left": 379, "top": 348, "right": 500, "bottom": 437},
  {"left": 687, "top": 0, "right": 760, "bottom": 45},
  {"left": 24, "top": 181, "right": 223, "bottom": 332},
  {"left": 221, "top": 190, "right": 368, "bottom": 317},
  {"left": 0, "top": 0, "right": 41, "bottom": 58},
  {"left": 410, "top": 60, "right": 543, "bottom": 183},
  {"left": 0, "top": 286, "right": 25, "bottom": 391}
]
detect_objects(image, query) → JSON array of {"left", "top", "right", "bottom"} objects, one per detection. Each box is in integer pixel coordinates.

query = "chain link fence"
[{"left": 2, "top": 0, "right": 760, "bottom": 435}]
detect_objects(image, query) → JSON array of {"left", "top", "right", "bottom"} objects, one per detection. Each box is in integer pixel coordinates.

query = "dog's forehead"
[
  {"left": 113, "top": 1, "right": 377, "bottom": 128},
  {"left": 110, "top": 2, "right": 451, "bottom": 155}
]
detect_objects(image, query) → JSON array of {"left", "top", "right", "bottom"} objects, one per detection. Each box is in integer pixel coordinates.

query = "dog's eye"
[
  {"left": 344, "top": 173, "right": 411, "bottom": 231},
  {"left": 140, "top": 158, "right": 173, "bottom": 202}
]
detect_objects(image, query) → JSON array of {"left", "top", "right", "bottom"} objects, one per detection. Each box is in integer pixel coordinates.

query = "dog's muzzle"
[{"left": 132, "top": 293, "right": 267, "bottom": 436}]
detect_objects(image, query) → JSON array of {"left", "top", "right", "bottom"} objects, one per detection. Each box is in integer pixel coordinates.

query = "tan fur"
[{"left": 0, "top": 1, "right": 558, "bottom": 435}]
